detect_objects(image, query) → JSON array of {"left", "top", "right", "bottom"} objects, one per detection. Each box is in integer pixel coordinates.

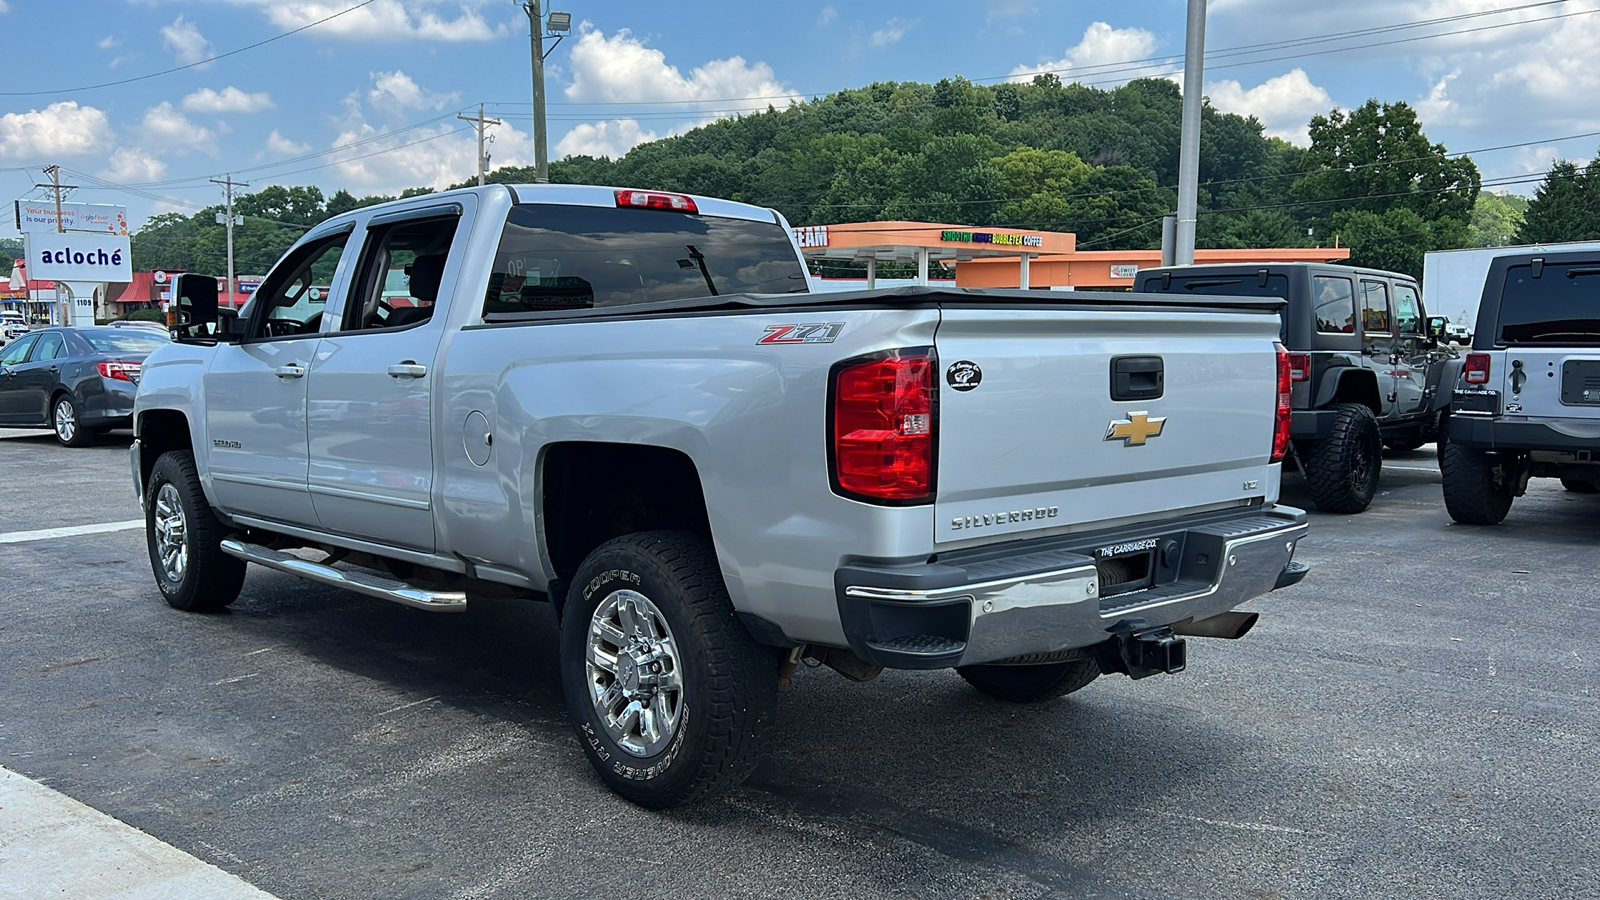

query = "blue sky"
[{"left": 2, "top": 0, "right": 1597, "bottom": 238}]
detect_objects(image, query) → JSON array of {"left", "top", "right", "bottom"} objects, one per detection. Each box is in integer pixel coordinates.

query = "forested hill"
[{"left": 133, "top": 74, "right": 1560, "bottom": 280}]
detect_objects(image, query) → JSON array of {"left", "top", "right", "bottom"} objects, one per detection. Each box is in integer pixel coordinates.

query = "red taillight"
[
  {"left": 831, "top": 350, "right": 935, "bottom": 502},
  {"left": 1286, "top": 352, "right": 1310, "bottom": 382},
  {"left": 615, "top": 189, "right": 698, "bottom": 213},
  {"left": 1272, "top": 344, "right": 1292, "bottom": 463},
  {"left": 97, "top": 360, "right": 140, "bottom": 382},
  {"left": 1464, "top": 352, "right": 1491, "bottom": 385}
]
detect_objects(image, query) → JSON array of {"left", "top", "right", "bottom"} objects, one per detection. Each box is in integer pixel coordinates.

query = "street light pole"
[
  {"left": 523, "top": 1, "right": 549, "bottom": 183},
  {"left": 1174, "top": 0, "right": 1207, "bottom": 265}
]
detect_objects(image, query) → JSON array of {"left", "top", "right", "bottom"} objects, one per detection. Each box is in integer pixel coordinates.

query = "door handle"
[
  {"left": 387, "top": 362, "right": 427, "bottom": 379},
  {"left": 273, "top": 363, "right": 306, "bottom": 379}
]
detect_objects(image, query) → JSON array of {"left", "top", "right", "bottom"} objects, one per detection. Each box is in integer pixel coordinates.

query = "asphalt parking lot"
[{"left": 3, "top": 429, "right": 1597, "bottom": 900}]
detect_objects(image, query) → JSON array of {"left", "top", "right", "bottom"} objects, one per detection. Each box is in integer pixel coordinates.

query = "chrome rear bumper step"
[{"left": 220, "top": 538, "right": 467, "bottom": 612}]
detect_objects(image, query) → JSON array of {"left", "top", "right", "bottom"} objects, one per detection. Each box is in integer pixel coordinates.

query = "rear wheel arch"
[
  {"left": 539, "top": 441, "right": 715, "bottom": 613},
  {"left": 1318, "top": 367, "right": 1383, "bottom": 418}
]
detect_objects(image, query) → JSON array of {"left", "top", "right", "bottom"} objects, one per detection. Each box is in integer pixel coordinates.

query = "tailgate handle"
[{"left": 1111, "top": 356, "right": 1164, "bottom": 401}]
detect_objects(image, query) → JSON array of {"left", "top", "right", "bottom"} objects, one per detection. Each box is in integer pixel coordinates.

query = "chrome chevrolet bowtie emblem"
[{"left": 1105, "top": 411, "right": 1167, "bottom": 446}]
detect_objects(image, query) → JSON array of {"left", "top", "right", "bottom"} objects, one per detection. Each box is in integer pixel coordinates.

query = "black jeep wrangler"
[
  {"left": 1136, "top": 263, "right": 1460, "bottom": 514},
  {"left": 1442, "top": 248, "right": 1600, "bottom": 524}
]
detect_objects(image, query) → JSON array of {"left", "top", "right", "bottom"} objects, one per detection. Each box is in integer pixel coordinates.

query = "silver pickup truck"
[{"left": 132, "top": 183, "right": 1310, "bottom": 807}]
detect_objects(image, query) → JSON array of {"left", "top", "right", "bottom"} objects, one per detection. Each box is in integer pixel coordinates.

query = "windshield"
[
  {"left": 81, "top": 329, "right": 171, "bottom": 353},
  {"left": 1498, "top": 262, "right": 1600, "bottom": 345},
  {"left": 484, "top": 204, "right": 807, "bottom": 315}
]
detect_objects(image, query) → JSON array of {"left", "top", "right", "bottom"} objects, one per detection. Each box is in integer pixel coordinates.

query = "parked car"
[
  {"left": 1443, "top": 247, "right": 1600, "bottom": 523},
  {"left": 0, "top": 325, "right": 170, "bottom": 446},
  {"left": 1, "top": 311, "right": 28, "bottom": 344},
  {"left": 1135, "top": 263, "right": 1461, "bottom": 514},
  {"left": 132, "top": 184, "right": 1309, "bottom": 807}
]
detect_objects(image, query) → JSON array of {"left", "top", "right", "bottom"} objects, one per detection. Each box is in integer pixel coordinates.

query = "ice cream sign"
[{"left": 940, "top": 230, "right": 1043, "bottom": 248}]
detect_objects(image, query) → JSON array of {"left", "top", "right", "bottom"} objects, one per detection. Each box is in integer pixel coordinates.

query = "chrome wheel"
[
  {"left": 585, "top": 589, "right": 683, "bottom": 757},
  {"left": 152, "top": 483, "right": 189, "bottom": 583},
  {"left": 53, "top": 398, "right": 77, "bottom": 444}
]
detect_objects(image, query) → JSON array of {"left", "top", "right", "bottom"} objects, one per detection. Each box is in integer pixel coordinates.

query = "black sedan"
[{"left": 0, "top": 324, "right": 170, "bottom": 447}]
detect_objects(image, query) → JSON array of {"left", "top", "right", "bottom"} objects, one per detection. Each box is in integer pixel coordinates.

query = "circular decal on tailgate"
[{"left": 946, "top": 360, "right": 982, "bottom": 392}]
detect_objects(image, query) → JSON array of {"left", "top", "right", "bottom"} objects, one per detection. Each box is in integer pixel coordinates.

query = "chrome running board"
[{"left": 220, "top": 538, "right": 467, "bottom": 612}]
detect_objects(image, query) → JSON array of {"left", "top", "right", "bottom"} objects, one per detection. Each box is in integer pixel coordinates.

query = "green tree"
[
  {"left": 1516, "top": 153, "right": 1600, "bottom": 243},
  {"left": 1468, "top": 191, "right": 1528, "bottom": 247}
]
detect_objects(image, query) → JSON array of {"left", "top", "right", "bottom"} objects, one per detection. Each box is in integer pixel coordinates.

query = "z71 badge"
[{"left": 758, "top": 323, "right": 844, "bottom": 344}]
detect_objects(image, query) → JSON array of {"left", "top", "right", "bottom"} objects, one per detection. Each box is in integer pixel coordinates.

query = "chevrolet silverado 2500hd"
[{"left": 131, "top": 184, "right": 1310, "bottom": 807}]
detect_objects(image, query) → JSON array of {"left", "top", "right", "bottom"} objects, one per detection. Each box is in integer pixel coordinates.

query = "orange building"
[{"left": 794, "top": 221, "right": 1349, "bottom": 290}]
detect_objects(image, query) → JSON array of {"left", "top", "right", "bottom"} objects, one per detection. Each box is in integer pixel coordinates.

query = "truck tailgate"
[{"left": 934, "top": 305, "right": 1280, "bottom": 545}]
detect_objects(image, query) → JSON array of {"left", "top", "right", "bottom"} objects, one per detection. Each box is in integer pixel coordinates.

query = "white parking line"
[
  {"left": 0, "top": 766, "right": 279, "bottom": 899},
  {"left": 0, "top": 519, "right": 144, "bottom": 545}
]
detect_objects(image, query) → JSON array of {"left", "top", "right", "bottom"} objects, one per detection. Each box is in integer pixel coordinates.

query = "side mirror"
[{"left": 167, "top": 274, "right": 220, "bottom": 341}]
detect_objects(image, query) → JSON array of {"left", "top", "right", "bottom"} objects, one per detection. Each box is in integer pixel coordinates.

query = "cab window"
[
  {"left": 1312, "top": 276, "right": 1356, "bottom": 333},
  {"left": 249, "top": 235, "right": 348, "bottom": 339},
  {"left": 343, "top": 214, "right": 461, "bottom": 332},
  {"left": 1394, "top": 284, "right": 1423, "bottom": 336},
  {"left": 1361, "top": 280, "right": 1392, "bottom": 334}
]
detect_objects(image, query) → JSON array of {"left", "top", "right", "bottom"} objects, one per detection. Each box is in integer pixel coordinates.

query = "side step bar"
[{"left": 220, "top": 539, "right": 468, "bottom": 612}]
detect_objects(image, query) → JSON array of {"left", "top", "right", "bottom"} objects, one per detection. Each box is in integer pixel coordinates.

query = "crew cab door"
[
  {"left": 1359, "top": 278, "right": 1400, "bottom": 418},
  {"left": 1391, "top": 281, "right": 1430, "bottom": 417},
  {"left": 203, "top": 232, "right": 352, "bottom": 524},
  {"left": 302, "top": 201, "right": 469, "bottom": 552}
]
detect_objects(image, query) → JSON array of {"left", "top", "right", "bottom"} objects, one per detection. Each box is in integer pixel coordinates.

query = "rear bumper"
[
  {"left": 835, "top": 505, "right": 1309, "bottom": 669},
  {"left": 1448, "top": 415, "right": 1600, "bottom": 453}
]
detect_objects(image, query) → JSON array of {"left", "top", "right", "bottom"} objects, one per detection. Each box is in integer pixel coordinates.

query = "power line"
[{"left": 0, "top": 0, "right": 382, "bottom": 97}]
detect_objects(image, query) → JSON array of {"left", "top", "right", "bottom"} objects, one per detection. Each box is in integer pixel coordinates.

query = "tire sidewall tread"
[
  {"left": 559, "top": 530, "right": 776, "bottom": 809},
  {"left": 145, "top": 450, "right": 246, "bottom": 611},
  {"left": 1302, "top": 403, "right": 1383, "bottom": 514}
]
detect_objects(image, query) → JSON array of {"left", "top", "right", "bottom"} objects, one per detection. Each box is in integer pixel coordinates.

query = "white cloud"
[
  {"left": 0, "top": 102, "right": 111, "bottom": 159},
  {"left": 870, "top": 17, "right": 915, "bottom": 48},
  {"left": 245, "top": 0, "right": 499, "bottom": 41},
  {"left": 0, "top": 1, "right": 11, "bottom": 12},
  {"left": 564, "top": 25, "right": 789, "bottom": 105},
  {"left": 97, "top": 36, "right": 118, "bottom": 50},
  {"left": 1010, "top": 22, "right": 1157, "bottom": 85},
  {"left": 1206, "top": 69, "right": 1333, "bottom": 145},
  {"left": 161, "top": 15, "right": 212, "bottom": 66},
  {"left": 99, "top": 148, "right": 168, "bottom": 183},
  {"left": 818, "top": 6, "right": 836, "bottom": 26},
  {"left": 367, "top": 70, "right": 458, "bottom": 115},
  {"left": 140, "top": 102, "right": 216, "bottom": 154},
  {"left": 264, "top": 129, "right": 311, "bottom": 156},
  {"left": 182, "top": 86, "right": 274, "bottom": 114},
  {"left": 328, "top": 119, "right": 531, "bottom": 194},
  {"left": 556, "top": 119, "right": 661, "bottom": 160}
]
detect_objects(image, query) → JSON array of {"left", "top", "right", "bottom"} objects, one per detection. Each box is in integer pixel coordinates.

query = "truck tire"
[
  {"left": 559, "top": 530, "right": 778, "bottom": 808},
  {"left": 145, "top": 450, "right": 246, "bottom": 611},
  {"left": 1441, "top": 442, "right": 1515, "bottom": 525},
  {"left": 957, "top": 658, "right": 1100, "bottom": 703},
  {"left": 1560, "top": 478, "right": 1599, "bottom": 494},
  {"left": 1302, "top": 403, "right": 1382, "bottom": 514}
]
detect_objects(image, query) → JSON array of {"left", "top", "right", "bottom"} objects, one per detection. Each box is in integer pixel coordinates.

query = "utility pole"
[
  {"left": 1174, "top": 0, "right": 1208, "bottom": 265},
  {"left": 457, "top": 104, "right": 503, "bottom": 186},
  {"left": 36, "top": 165, "right": 77, "bottom": 233},
  {"left": 522, "top": 3, "right": 570, "bottom": 183},
  {"left": 211, "top": 174, "right": 247, "bottom": 306},
  {"left": 523, "top": 1, "right": 549, "bottom": 183}
]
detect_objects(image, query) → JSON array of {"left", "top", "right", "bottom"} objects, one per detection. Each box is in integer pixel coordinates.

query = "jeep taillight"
[
  {"left": 97, "top": 360, "right": 140, "bottom": 382},
  {"left": 1464, "top": 352, "right": 1491, "bottom": 385},
  {"left": 1273, "top": 344, "right": 1292, "bottom": 463},
  {"left": 1286, "top": 352, "right": 1310, "bottom": 382},
  {"left": 831, "top": 349, "right": 935, "bottom": 502}
]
